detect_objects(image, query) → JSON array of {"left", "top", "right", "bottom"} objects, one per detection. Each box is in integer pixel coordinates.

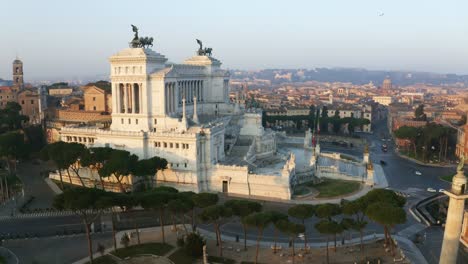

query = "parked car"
[
  {"left": 415, "top": 171, "right": 422, "bottom": 176},
  {"left": 380, "top": 160, "right": 386, "bottom": 165},
  {"left": 427, "top": 188, "right": 436, "bottom": 193},
  {"left": 439, "top": 189, "right": 446, "bottom": 193}
]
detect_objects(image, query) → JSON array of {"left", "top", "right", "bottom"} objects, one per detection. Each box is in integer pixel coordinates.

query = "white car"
[
  {"left": 427, "top": 188, "right": 436, "bottom": 193},
  {"left": 298, "top": 233, "right": 305, "bottom": 240},
  {"left": 438, "top": 189, "right": 446, "bottom": 193},
  {"left": 415, "top": 171, "right": 422, "bottom": 176}
]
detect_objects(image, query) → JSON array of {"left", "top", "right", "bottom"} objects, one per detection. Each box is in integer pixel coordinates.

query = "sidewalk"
[{"left": 394, "top": 150, "right": 455, "bottom": 168}]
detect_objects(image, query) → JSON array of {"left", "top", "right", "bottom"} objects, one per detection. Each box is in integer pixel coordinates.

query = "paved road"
[{"left": 3, "top": 233, "right": 113, "bottom": 264}]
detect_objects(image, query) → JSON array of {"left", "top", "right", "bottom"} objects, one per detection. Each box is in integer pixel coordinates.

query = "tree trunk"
[
  {"left": 0, "top": 175, "right": 4, "bottom": 203},
  {"left": 273, "top": 228, "right": 278, "bottom": 254},
  {"left": 191, "top": 209, "right": 195, "bottom": 231},
  {"left": 3, "top": 173, "right": 9, "bottom": 200},
  {"left": 360, "top": 229, "right": 364, "bottom": 260},
  {"left": 84, "top": 221, "right": 94, "bottom": 264},
  {"left": 58, "top": 169, "right": 64, "bottom": 189},
  {"left": 180, "top": 213, "right": 188, "bottom": 234},
  {"left": 326, "top": 235, "right": 330, "bottom": 264},
  {"left": 171, "top": 213, "right": 176, "bottom": 231},
  {"left": 255, "top": 228, "right": 263, "bottom": 264},
  {"left": 159, "top": 209, "right": 166, "bottom": 244},
  {"left": 302, "top": 219, "right": 308, "bottom": 250},
  {"left": 333, "top": 233, "right": 337, "bottom": 252},
  {"left": 134, "top": 219, "right": 141, "bottom": 245},
  {"left": 111, "top": 213, "right": 117, "bottom": 250},
  {"left": 116, "top": 176, "right": 125, "bottom": 193},
  {"left": 216, "top": 224, "right": 223, "bottom": 257},
  {"left": 72, "top": 167, "right": 85, "bottom": 187},
  {"left": 292, "top": 238, "right": 295, "bottom": 264},
  {"left": 66, "top": 168, "right": 73, "bottom": 185},
  {"left": 242, "top": 223, "right": 248, "bottom": 251}
]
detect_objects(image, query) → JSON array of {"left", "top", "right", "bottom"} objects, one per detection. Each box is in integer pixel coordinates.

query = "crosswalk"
[{"left": 0, "top": 209, "right": 106, "bottom": 221}]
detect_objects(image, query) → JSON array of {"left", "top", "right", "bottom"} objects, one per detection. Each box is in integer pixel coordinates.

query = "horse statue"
[
  {"left": 139, "top": 37, "right": 154, "bottom": 48},
  {"left": 204, "top": 47, "right": 212, "bottom": 56}
]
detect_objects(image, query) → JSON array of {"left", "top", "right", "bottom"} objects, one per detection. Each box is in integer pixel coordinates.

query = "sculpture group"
[
  {"left": 196, "top": 39, "right": 213, "bottom": 56},
  {"left": 130, "top": 25, "right": 154, "bottom": 49}
]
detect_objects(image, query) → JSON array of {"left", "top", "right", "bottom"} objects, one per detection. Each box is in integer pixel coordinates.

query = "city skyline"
[{"left": 1, "top": 0, "right": 468, "bottom": 80}]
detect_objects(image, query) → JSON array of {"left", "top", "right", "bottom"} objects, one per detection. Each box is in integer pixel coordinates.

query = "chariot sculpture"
[
  {"left": 129, "top": 25, "right": 154, "bottom": 49},
  {"left": 196, "top": 39, "right": 213, "bottom": 56}
]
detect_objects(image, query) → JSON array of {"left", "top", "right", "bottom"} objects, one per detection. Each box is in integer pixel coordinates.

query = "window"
[
  {"left": 164, "top": 142, "right": 167, "bottom": 148},
  {"left": 128, "top": 118, "right": 131, "bottom": 124},
  {"left": 136, "top": 119, "right": 138, "bottom": 124},
  {"left": 170, "top": 143, "right": 173, "bottom": 148},
  {"left": 93, "top": 97, "right": 96, "bottom": 101},
  {"left": 176, "top": 143, "right": 179, "bottom": 148},
  {"left": 121, "top": 118, "right": 124, "bottom": 124},
  {"left": 93, "top": 106, "right": 96, "bottom": 111},
  {"left": 154, "top": 119, "right": 157, "bottom": 124},
  {"left": 186, "top": 144, "right": 189, "bottom": 149},
  {"left": 21, "top": 100, "right": 24, "bottom": 104},
  {"left": 31, "top": 100, "right": 34, "bottom": 104},
  {"left": 184, "top": 163, "right": 187, "bottom": 168}
]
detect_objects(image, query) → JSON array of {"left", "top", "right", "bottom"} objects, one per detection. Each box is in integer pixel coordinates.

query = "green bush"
[{"left": 183, "top": 232, "right": 205, "bottom": 257}]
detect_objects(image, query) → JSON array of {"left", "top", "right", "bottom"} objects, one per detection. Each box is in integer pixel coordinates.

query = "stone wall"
[{"left": 54, "top": 109, "right": 111, "bottom": 122}]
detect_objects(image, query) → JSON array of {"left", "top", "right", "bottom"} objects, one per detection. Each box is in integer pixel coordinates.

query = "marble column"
[
  {"left": 165, "top": 84, "right": 168, "bottom": 114},
  {"left": 139, "top": 83, "right": 143, "bottom": 114},
  {"left": 132, "top": 84, "right": 136, "bottom": 114},
  {"left": 123, "top": 84, "right": 128, "bottom": 113}
]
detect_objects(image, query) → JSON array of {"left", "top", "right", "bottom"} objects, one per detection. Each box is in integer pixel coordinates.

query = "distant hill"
[{"left": 231, "top": 68, "right": 468, "bottom": 86}]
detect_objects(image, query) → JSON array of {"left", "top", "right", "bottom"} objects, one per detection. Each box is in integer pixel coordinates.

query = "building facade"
[{"left": 58, "top": 39, "right": 295, "bottom": 199}]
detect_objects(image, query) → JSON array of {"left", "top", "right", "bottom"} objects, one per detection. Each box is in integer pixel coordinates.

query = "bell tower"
[{"left": 12, "top": 58, "right": 24, "bottom": 90}]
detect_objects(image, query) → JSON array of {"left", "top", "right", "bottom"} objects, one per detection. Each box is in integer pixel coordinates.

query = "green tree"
[
  {"left": 269, "top": 211, "right": 288, "bottom": 254},
  {"left": 225, "top": 199, "right": 262, "bottom": 250},
  {"left": 98, "top": 149, "right": 138, "bottom": 192},
  {"left": 134, "top": 156, "right": 168, "bottom": 189},
  {"left": 394, "top": 126, "right": 419, "bottom": 158},
  {"left": 199, "top": 205, "right": 232, "bottom": 257},
  {"left": 276, "top": 220, "right": 305, "bottom": 264},
  {"left": 0, "top": 131, "right": 26, "bottom": 172},
  {"left": 178, "top": 191, "right": 196, "bottom": 231},
  {"left": 244, "top": 212, "right": 272, "bottom": 264},
  {"left": 80, "top": 147, "right": 113, "bottom": 189},
  {"left": 40, "top": 141, "right": 69, "bottom": 189},
  {"left": 0, "top": 102, "right": 28, "bottom": 132},
  {"left": 414, "top": 104, "right": 427, "bottom": 121},
  {"left": 315, "top": 220, "right": 341, "bottom": 264},
  {"left": 341, "top": 199, "right": 368, "bottom": 253},
  {"left": 192, "top": 192, "right": 219, "bottom": 231},
  {"left": 315, "top": 203, "right": 341, "bottom": 251},
  {"left": 288, "top": 204, "right": 314, "bottom": 250},
  {"left": 366, "top": 203, "right": 406, "bottom": 256},
  {"left": 140, "top": 191, "right": 173, "bottom": 244},
  {"left": 63, "top": 142, "right": 88, "bottom": 187},
  {"left": 53, "top": 188, "right": 107, "bottom": 264}
]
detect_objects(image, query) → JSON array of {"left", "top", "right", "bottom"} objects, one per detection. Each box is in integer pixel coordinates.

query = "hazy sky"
[{"left": 1, "top": 0, "right": 467, "bottom": 80}]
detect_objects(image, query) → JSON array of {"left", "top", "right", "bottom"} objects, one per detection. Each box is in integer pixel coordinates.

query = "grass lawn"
[
  {"left": 168, "top": 248, "right": 196, "bottom": 264},
  {"left": 440, "top": 174, "right": 455, "bottom": 182},
  {"left": 86, "top": 255, "right": 117, "bottom": 264},
  {"left": 207, "top": 256, "right": 236, "bottom": 264},
  {"left": 308, "top": 178, "right": 361, "bottom": 198},
  {"left": 112, "top": 243, "right": 173, "bottom": 259}
]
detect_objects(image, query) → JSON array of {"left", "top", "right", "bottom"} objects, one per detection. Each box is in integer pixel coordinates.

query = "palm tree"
[
  {"left": 277, "top": 220, "right": 305, "bottom": 264},
  {"left": 315, "top": 219, "right": 341, "bottom": 264},
  {"left": 270, "top": 211, "right": 288, "bottom": 254}
]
